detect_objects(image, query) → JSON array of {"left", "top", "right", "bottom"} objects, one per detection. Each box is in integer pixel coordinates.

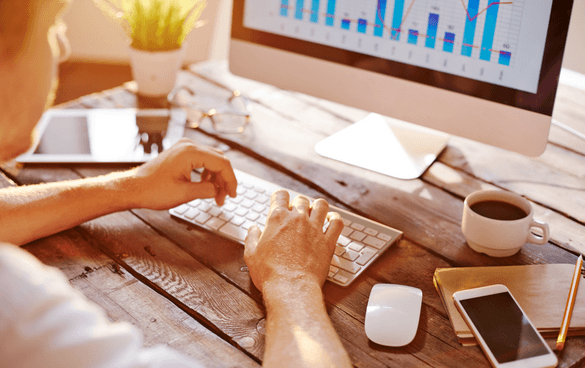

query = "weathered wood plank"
[
  {"left": 77, "top": 211, "right": 267, "bottom": 360},
  {"left": 22, "top": 230, "right": 260, "bottom": 368}
]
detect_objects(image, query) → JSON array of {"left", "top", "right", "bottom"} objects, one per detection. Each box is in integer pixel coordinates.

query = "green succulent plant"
[{"left": 94, "top": 0, "right": 206, "bottom": 52}]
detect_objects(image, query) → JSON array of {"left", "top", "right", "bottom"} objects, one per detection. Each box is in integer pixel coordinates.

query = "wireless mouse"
[{"left": 364, "top": 283, "right": 423, "bottom": 347}]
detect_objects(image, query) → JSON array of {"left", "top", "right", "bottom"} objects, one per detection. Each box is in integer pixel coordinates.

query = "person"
[{"left": 0, "top": 1, "right": 353, "bottom": 367}]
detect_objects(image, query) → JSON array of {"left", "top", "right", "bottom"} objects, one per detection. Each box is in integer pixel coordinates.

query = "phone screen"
[{"left": 459, "top": 292, "right": 550, "bottom": 364}]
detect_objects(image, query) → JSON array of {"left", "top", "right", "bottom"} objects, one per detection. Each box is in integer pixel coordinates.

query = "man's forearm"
[
  {"left": 261, "top": 278, "right": 352, "bottom": 368},
  {"left": 0, "top": 170, "right": 139, "bottom": 245}
]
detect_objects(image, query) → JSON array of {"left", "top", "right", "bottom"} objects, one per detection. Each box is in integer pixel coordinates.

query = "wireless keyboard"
[{"left": 169, "top": 169, "right": 402, "bottom": 286}]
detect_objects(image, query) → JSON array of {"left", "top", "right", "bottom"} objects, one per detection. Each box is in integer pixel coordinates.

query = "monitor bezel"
[{"left": 231, "top": 0, "right": 573, "bottom": 116}]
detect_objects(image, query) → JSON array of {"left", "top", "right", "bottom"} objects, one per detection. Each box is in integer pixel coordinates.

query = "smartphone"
[{"left": 453, "top": 284, "right": 557, "bottom": 368}]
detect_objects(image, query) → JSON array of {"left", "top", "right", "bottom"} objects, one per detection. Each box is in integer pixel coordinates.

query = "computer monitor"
[{"left": 229, "top": 0, "right": 573, "bottom": 179}]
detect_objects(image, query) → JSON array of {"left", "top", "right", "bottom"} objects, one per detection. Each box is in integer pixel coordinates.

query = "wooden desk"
[{"left": 2, "top": 60, "right": 584, "bottom": 367}]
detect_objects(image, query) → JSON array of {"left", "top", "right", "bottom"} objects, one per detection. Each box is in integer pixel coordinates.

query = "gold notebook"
[{"left": 433, "top": 264, "right": 585, "bottom": 346}]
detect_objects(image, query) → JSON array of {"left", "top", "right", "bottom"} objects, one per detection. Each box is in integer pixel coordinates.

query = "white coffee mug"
[{"left": 461, "top": 190, "right": 550, "bottom": 257}]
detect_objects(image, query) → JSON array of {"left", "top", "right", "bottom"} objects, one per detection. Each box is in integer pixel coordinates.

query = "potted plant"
[{"left": 94, "top": 0, "right": 206, "bottom": 97}]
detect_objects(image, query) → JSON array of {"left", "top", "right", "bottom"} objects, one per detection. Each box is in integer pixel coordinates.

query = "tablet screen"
[
  {"left": 34, "top": 115, "right": 91, "bottom": 154},
  {"left": 18, "top": 108, "right": 186, "bottom": 163}
]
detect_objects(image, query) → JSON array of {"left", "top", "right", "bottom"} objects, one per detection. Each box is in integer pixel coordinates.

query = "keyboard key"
[
  {"left": 235, "top": 207, "right": 248, "bottom": 217},
  {"left": 241, "top": 199, "right": 255, "bottom": 208},
  {"left": 230, "top": 196, "right": 244, "bottom": 204},
  {"left": 334, "top": 245, "right": 345, "bottom": 256},
  {"left": 351, "top": 223, "right": 365, "bottom": 231},
  {"left": 195, "top": 212, "right": 211, "bottom": 224},
  {"left": 342, "top": 250, "right": 359, "bottom": 261},
  {"left": 364, "top": 227, "right": 378, "bottom": 236},
  {"left": 219, "top": 223, "right": 248, "bottom": 242},
  {"left": 333, "top": 273, "right": 349, "bottom": 284},
  {"left": 337, "top": 235, "right": 351, "bottom": 246},
  {"left": 377, "top": 233, "right": 393, "bottom": 242},
  {"left": 252, "top": 203, "right": 266, "bottom": 213},
  {"left": 254, "top": 186, "right": 266, "bottom": 193},
  {"left": 255, "top": 194, "right": 270, "bottom": 204},
  {"left": 219, "top": 212, "right": 234, "bottom": 222},
  {"left": 340, "top": 227, "right": 353, "bottom": 237},
  {"left": 188, "top": 199, "right": 201, "bottom": 207},
  {"left": 172, "top": 204, "right": 190, "bottom": 215},
  {"left": 348, "top": 241, "right": 364, "bottom": 252},
  {"left": 206, "top": 217, "right": 226, "bottom": 230},
  {"left": 230, "top": 215, "right": 245, "bottom": 226},
  {"left": 363, "top": 235, "right": 386, "bottom": 249},
  {"left": 246, "top": 212, "right": 260, "bottom": 221},
  {"left": 198, "top": 202, "right": 212, "bottom": 212},
  {"left": 223, "top": 202, "right": 237, "bottom": 212},
  {"left": 244, "top": 191, "right": 257, "bottom": 199},
  {"left": 356, "top": 246, "right": 378, "bottom": 266},
  {"left": 342, "top": 218, "right": 352, "bottom": 227},
  {"left": 257, "top": 215, "right": 268, "bottom": 225},
  {"left": 349, "top": 231, "right": 366, "bottom": 242},
  {"left": 241, "top": 220, "right": 255, "bottom": 230},
  {"left": 236, "top": 187, "right": 246, "bottom": 195},
  {"left": 330, "top": 255, "right": 361, "bottom": 274},
  {"left": 208, "top": 206, "right": 223, "bottom": 217},
  {"left": 184, "top": 208, "right": 199, "bottom": 220}
]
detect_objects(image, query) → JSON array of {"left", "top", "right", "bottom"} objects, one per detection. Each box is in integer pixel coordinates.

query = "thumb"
[
  {"left": 244, "top": 225, "right": 261, "bottom": 258},
  {"left": 187, "top": 181, "right": 217, "bottom": 199}
]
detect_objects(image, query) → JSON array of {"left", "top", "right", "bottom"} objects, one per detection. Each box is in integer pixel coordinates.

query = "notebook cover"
[{"left": 433, "top": 264, "right": 585, "bottom": 346}]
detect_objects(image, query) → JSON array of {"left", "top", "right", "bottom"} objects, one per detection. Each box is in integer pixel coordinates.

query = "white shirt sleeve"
[{"left": 0, "top": 244, "right": 205, "bottom": 368}]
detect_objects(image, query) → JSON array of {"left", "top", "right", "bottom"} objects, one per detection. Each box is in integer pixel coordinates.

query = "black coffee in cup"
[{"left": 470, "top": 200, "right": 528, "bottom": 221}]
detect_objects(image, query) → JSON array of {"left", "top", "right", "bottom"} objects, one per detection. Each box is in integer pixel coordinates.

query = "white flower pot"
[{"left": 128, "top": 46, "right": 186, "bottom": 97}]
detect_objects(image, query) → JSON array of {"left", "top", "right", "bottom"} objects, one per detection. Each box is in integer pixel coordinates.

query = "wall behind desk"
[
  {"left": 63, "top": 0, "right": 231, "bottom": 64},
  {"left": 65, "top": 0, "right": 583, "bottom": 75}
]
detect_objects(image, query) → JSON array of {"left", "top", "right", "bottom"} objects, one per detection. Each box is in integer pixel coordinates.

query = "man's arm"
[
  {"left": 0, "top": 139, "right": 237, "bottom": 245},
  {"left": 244, "top": 191, "right": 352, "bottom": 368}
]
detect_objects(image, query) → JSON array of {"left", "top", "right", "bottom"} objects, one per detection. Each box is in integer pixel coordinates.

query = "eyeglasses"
[{"left": 168, "top": 85, "right": 251, "bottom": 134}]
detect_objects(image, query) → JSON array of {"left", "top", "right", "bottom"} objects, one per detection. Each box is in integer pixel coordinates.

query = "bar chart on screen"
[
  {"left": 278, "top": 0, "right": 519, "bottom": 65},
  {"left": 243, "top": 0, "right": 553, "bottom": 93}
]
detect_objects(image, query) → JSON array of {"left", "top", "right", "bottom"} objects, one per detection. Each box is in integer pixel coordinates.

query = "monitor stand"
[{"left": 315, "top": 113, "right": 450, "bottom": 180}]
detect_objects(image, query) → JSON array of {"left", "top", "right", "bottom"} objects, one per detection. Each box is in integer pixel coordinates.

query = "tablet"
[{"left": 16, "top": 108, "right": 187, "bottom": 164}]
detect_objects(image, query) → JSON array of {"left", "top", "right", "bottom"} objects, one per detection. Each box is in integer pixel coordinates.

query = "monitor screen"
[{"left": 229, "top": 0, "right": 573, "bottom": 175}]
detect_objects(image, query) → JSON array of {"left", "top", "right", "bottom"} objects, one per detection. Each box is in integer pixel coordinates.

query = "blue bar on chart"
[
  {"left": 374, "top": 0, "right": 387, "bottom": 37},
  {"left": 425, "top": 13, "right": 439, "bottom": 49},
  {"left": 443, "top": 32, "right": 455, "bottom": 52},
  {"left": 461, "top": 0, "right": 479, "bottom": 57},
  {"left": 325, "top": 0, "right": 335, "bottom": 26},
  {"left": 295, "top": 0, "right": 304, "bottom": 20},
  {"left": 310, "top": 0, "right": 319, "bottom": 23},
  {"left": 391, "top": 0, "right": 405, "bottom": 40},
  {"left": 408, "top": 29, "right": 418, "bottom": 45},
  {"left": 341, "top": 19, "right": 351, "bottom": 30},
  {"left": 280, "top": 0, "right": 289, "bottom": 16},
  {"left": 358, "top": 19, "right": 367, "bottom": 33},
  {"left": 499, "top": 51, "right": 511, "bottom": 66},
  {"left": 479, "top": 0, "right": 500, "bottom": 61}
]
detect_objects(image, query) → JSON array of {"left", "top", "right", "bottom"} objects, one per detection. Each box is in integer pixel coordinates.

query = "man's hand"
[
  {"left": 130, "top": 138, "right": 238, "bottom": 210},
  {"left": 244, "top": 190, "right": 344, "bottom": 292}
]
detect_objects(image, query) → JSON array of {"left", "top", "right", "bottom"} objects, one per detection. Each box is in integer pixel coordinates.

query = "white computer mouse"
[{"left": 364, "top": 283, "right": 423, "bottom": 347}]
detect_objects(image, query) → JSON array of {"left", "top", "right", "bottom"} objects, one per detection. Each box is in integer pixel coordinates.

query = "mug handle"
[{"left": 527, "top": 220, "right": 550, "bottom": 245}]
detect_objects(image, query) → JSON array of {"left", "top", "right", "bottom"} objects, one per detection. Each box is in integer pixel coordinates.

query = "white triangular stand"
[{"left": 315, "top": 113, "right": 449, "bottom": 180}]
